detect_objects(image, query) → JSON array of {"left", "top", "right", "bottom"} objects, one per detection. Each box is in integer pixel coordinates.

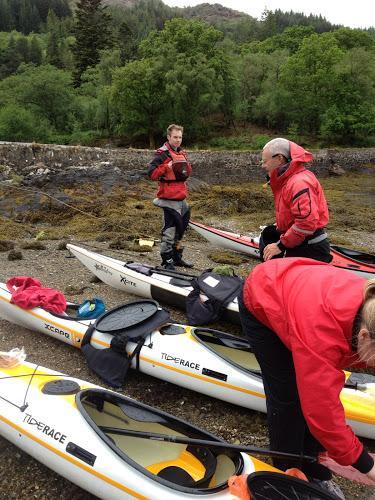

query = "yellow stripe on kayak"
[
  {"left": 139, "top": 353, "right": 266, "bottom": 399},
  {"left": 0, "top": 414, "right": 148, "bottom": 499},
  {"left": 0, "top": 295, "right": 109, "bottom": 348}
]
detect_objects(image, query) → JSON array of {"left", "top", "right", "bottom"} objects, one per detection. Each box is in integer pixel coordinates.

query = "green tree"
[
  {"left": 15, "top": 36, "right": 29, "bottom": 63},
  {"left": 79, "top": 49, "right": 122, "bottom": 133},
  {"left": 111, "top": 58, "right": 166, "bottom": 148},
  {"left": 243, "top": 26, "right": 315, "bottom": 55},
  {"left": 279, "top": 33, "right": 344, "bottom": 134},
  {"left": 46, "top": 10, "right": 62, "bottom": 67},
  {"left": 0, "top": 0, "right": 13, "bottom": 31},
  {"left": 332, "top": 27, "right": 375, "bottom": 51},
  {"left": 72, "top": 0, "right": 113, "bottom": 85},
  {"left": 238, "top": 50, "right": 289, "bottom": 129},
  {"left": 0, "top": 64, "right": 77, "bottom": 132},
  {"left": 29, "top": 35, "right": 43, "bottom": 65},
  {"left": 0, "top": 34, "right": 22, "bottom": 79},
  {"left": 0, "top": 103, "right": 51, "bottom": 142},
  {"left": 19, "top": 0, "right": 41, "bottom": 35},
  {"left": 117, "top": 21, "right": 137, "bottom": 64},
  {"left": 138, "top": 19, "right": 233, "bottom": 139},
  {"left": 320, "top": 47, "right": 375, "bottom": 144}
]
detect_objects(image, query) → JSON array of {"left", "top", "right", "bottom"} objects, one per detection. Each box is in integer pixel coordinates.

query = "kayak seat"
[
  {"left": 150, "top": 446, "right": 217, "bottom": 489},
  {"left": 157, "top": 466, "right": 195, "bottom": 487}
]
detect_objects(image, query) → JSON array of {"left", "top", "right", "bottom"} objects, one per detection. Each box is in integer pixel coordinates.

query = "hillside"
[{"left": 178, "top": 2, "right": 251, "bottom": 23}]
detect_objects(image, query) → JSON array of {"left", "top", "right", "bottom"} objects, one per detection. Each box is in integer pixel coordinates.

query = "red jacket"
[
  {"left": 243, "top": 258, "right": 367, "bottom": 466},
  {"left": 148, "top": 142, "right": 192, "bottom": 201},
  {"left": 7, "top": 276, "right": 67, "bottom": 314},
  {"left": 270, "top": 142, "right": 329, "bottom": 248}
]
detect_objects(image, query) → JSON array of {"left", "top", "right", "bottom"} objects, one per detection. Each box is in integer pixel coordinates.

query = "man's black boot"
[
  {"left": 173, "top": 247, "right": 193, "bottom": 268},
  {"left": 161, "top": 251, "right": 176, "bottom": 271}
]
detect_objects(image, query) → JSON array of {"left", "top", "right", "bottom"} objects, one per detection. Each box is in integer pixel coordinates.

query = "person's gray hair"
[{"left": 263, "top": 138, "right": 290, "bottom": 159}]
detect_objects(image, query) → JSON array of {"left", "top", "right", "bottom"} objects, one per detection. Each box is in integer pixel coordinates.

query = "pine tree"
[
  {"left": 46, "top": 10, "right": 62, "bottom": 67},
  {"left": 72, "top": 0, "right": 113, "bottom": 85},
  {"left": 117, "top": 21, "right": 137, "bottom": 64},
  {"left": 29, "top": 35, "right": 43, "bottom": 65},
  {"left": 0, "top": 0, "right": 13, "bottom": 31},
  {"left": 0, "top": 35, "right": 22, "bottom": 78},
  {"left": 20, "top": 0, "right": 42, "bottom": 34},
  {"left": 15, "top": 36, "right": 29, "bottom": 63}
]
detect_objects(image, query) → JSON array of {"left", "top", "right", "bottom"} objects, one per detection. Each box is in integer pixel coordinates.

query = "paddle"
[
  {"left": 98, "top": 426, "right": 316, "bottom": 463},
  {"left": 344, "top": 381, "right": 375, "bottom": 396},
  {"left": 153, "top": 267, "right": 198, "bottom": 280}
]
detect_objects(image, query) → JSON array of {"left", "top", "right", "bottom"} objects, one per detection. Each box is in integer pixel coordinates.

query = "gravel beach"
[{"left": 0, "top": 236, "right": 374, "bottom": 500}]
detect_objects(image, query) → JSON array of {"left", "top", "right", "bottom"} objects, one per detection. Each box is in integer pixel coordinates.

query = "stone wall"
[{"left": 0, "top": 141, "right": 374, "bottom": 187}]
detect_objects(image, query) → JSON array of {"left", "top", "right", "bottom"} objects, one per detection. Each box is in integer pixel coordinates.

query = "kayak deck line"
[{"left": 0, "top": 409, "right": 148, "bottom": 499}]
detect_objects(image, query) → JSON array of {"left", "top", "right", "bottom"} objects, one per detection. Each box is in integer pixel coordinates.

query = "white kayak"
[
  {"left": 1, "top": 358, "right": 287, "bottom": 499},
  {"left": 66, "top": 243, "right": 241, "bottom": 324},
  {"left": 1, "top": 282, "right": 374, "bottom": 440}
]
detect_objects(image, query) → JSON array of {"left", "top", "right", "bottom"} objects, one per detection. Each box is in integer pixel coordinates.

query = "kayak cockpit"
[
  {"left": 331, "top": 245, "right": 375, "bottom": 267},
  {"left": 192, "top": 329, "right": 262, "bottom": 375},
  {"left": 76, "top": 389, "right": 244, "bottom": 493}
]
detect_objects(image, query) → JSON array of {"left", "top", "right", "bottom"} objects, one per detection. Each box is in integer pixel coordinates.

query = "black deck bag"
[
  {"left": 81, "top": 300, "right": 170, "bottom": 388},
  {"left": 186, "top": 270, "right": 243, "bottom": 326}
]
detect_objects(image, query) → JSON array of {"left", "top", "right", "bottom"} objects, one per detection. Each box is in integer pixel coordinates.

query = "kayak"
[
  {"left": 66, "top": 243, "right": 241, "bottom": 324},
  {"left": 189, "top": 221, "right": 375, "bottom": 279},
  {"left": 1, "top": 356, "right": 346, "bottom": 499},
  {"left": 1, "top": 282, "right": 374, "bottom": 440},
  {"left": 0, "top": 357, "right": 282, "bottom": 499}
]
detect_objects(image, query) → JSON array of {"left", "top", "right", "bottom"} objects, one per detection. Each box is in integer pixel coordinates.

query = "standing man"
[
  {"left": 260, "top": 138, "right": 332, "bottom": 263},
  {"left": 148, "top": 124, "right": 193, "bottom": 270}
]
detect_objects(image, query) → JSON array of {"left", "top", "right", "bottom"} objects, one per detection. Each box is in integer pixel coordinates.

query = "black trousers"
[
  {"left": 160, "top": 206, "right": 190, "bottom": 256},
  {"left": 238, "top": 292, "right": 331, "bottom": 480},
  {"left": 259, "top": 225, "right": 332, "bottom": 263}
]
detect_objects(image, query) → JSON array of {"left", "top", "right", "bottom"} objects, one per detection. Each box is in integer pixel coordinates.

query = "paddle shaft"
[
  {"left": 99, "top": 426, "right": 316, "bottom": 463},
  {"left": 344, "top": 382, "right": 368, "bottom": 392}
]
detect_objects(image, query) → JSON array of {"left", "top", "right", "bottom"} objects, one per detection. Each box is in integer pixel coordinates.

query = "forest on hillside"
[{"left": 0, "top": 0, "right": 374, "bottom": 148}]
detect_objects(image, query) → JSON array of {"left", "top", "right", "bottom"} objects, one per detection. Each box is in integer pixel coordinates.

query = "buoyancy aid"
[{"left": 148, "top": 142, "right": 192, "bottom": 200}]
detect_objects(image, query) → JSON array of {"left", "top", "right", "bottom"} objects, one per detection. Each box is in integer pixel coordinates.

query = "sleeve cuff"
[
  {"left": 277, "top": 240, "right": 286, "bottom": 251},
  {"left": 352, "top": 448, "right": 374, "bottom": 473}
]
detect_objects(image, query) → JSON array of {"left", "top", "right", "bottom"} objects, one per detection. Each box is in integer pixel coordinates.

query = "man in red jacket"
[
  {"left": 260, "top": 138, "right": 332, "bottom": 263},
  {"left": 148, "top": 124, "right": 193, "bottom": 270},
  {"left": 239, "top": 258, "right": 375, "bottom": 497}
]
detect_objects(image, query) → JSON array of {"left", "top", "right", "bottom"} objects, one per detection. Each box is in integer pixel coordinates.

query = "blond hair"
[
  {"left": 363, "top": 278, "right": 375, "bottom": 339},
  {"left": 358, "top": 279, "right": 375, "bottom": 365},
  {"left": 167, "top": 124, "right": 183, "bottom": 136}
]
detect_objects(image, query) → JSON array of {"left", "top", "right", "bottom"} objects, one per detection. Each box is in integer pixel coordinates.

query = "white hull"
[
  {"left": 66, "top": 244, "right": 240, "bottom": 324},
  {"left": 189, "top": 221, "right": 260, "bottom": 258},
  {"left": 1, "top": 360, "right": 270, "bottom": 499},
  {"left": 0, "top": 283, "right": 265, "bottom": 412},
  {"left": 1, "top": 282, "right": 374, "bottom": 440}
]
